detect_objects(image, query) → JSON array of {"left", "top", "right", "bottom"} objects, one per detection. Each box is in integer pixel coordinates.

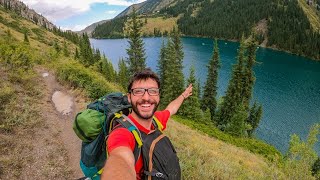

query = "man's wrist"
[{"left": 181, "top": 94, "right": 186, "bottom": 99}]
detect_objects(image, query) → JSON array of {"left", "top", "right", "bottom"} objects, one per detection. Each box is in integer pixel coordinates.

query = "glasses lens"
[
  {"left": 148, "top": 88, "right": 159, "bottom": 96},
  {"left": 132, "top": 88, "right": 145, "bottom": 96},
  {"left": 131, "top": 88, "right": 159, "bottom": 96}
]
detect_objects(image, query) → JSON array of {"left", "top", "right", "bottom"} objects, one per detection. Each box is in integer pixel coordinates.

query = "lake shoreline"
[{"left": 91, "top": 35, "right": 320, "bottom": 61}]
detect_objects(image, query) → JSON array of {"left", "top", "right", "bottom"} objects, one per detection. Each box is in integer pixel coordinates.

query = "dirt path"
[{"left": 35, "top": 66, "right": 84, "bottom": 179}]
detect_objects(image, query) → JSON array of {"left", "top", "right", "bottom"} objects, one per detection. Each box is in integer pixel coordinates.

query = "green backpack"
[{"left": 73, "top": 92, "right": 143, "bottom": 180}]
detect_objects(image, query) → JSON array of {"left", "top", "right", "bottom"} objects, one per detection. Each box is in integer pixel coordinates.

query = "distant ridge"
[
  {"left": 76, "top": 19, "right": 110, "bottom": 36},
  {"left": 115, "top": 0, "right": 175, "bottom": 18},
  {"left": 0, "top": 0, "right": 56, "bottom": 30}
]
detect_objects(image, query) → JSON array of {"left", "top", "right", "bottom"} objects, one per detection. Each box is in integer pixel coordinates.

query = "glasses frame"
[{"left": 130, "top": 88, "right": 160, "bottom": 96}]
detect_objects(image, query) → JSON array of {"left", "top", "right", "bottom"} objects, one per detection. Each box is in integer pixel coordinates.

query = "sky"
[{"left": 20, "top": 0, "right": 146, "bottom": 31}]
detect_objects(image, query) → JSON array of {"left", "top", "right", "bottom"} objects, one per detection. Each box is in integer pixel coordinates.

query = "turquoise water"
[{"left": 90, "top": 37, "right": 320, "bottom": 155}]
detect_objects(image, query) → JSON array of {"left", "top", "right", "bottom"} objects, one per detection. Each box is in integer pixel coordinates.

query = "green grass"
[{"left": 172, "top": 115, "right": 282, "bottom": 162}]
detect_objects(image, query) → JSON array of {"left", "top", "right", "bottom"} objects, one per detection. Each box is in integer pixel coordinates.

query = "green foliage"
[
  {"left": 31, "top": 27, "right": 47, "bottom": 44},
  {"left": 173, "top": 115, "right": 282, "bottom": 162},
  {"left": 53, "top": 40, "right": 61, "bottom": 53},
  {"left": 23, "top": 30, "right": 29, "bottom": 43},
  {"left": 216, "top": 38, "right": 246, "bottom": 130},
  {"left": 56, "top": 60, "right": 121, "bottom": 99},
  {"left": 79, "top": 33, "right": 95, "bottom": 67},
  {"left": 158, "top": 29, "right": 185, "bottom": 109},
  {"left": 241, "top": 39, "right": 257, "bottom": 109},
  {"left": 50, "top": 27, "right": 80, "bottom": 45},
  {"left": 247, "top": 102, "right": 263, "bottom": 137},
  {"left": 0, "top": 40, "right": 34, "bottom": 71},
  {"left": 94, "top": 56, "right": 117, "bottom": 83},
  {"left": 0, "top": 83, "right": 15, "bottom": 110},
  {"left": 215, "top": 38, "right": 262, "bottom": 137},
  {"left": 312, "top": 157, "right": 320, "bottom": 178},
  {"left": 224, "top": 105, "right": 247, "bottom": 137},
  {"left": 126, "top": 7, "right": 146, "bottom": 76},
  {"left": 62, "top": 41, "right": 70, "bottom": 57},
  {"left": 180, "top": 66, "right": 202, "bottom": 120},
  {"left": 283, "top": 124, "right": 320, "bottom": 179},
  {"left": 174, "top": 0, "right": 320, "bottom": 60},
  {"left": 201, "top": 39, "right": 220, "bottom": 121},
  {"left": 117, "top": 58, "right": 129, "bottom": 90},
  {"left": 74, "top": 48, "right": 80, "bottom": 59},
  {"left": 92, "top": 17, "right": 126, "bottom": 39}
]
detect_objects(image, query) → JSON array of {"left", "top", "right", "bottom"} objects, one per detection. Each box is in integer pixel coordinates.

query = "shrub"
[{"left": 56, "top": 60, "right": 123, "bottom": 99}]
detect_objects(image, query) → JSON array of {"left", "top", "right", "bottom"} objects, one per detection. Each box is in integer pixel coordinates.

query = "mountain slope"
[
  {"left": 92, "top": 0, "right": 320, "bottom": 60},
  {"left": 115, "top": 0, "right": 175, "bottom": 18},
  {"left": 0, "top": 0, "right": 55, "bottom": 29},
  {"left": 76, "top": 19, "right": 109, "bottom": 36}
]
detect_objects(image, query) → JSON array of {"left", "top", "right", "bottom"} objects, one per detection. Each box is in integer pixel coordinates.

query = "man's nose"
[{"left": 141, "top": 90, "right": 150, "bottom": 99}]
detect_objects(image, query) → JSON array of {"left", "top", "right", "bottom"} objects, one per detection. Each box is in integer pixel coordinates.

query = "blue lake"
[{"left": 90, "top": 37, "right": 320, "bottom": 155}]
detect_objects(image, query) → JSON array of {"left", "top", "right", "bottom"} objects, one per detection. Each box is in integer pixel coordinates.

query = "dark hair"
[{"left": 127, "top": 68, "right": 160, "bottom": 92}]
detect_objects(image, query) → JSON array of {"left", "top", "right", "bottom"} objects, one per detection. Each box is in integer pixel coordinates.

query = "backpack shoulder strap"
[
  {"left": 115, "top": 115, "right": 143, "bottom": 164},
  {"left": 152, "top": 116, "right": 164, "bottom": 132}
]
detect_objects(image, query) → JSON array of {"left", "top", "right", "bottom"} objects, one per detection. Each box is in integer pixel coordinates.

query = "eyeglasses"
[{"left": 130, "top": 88, "right": 160, "bottom": 96}]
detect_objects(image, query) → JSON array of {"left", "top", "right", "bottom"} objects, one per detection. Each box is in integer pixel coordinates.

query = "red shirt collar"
[{"left": 128, "top": 114, "right": 155, "bottom": 134}]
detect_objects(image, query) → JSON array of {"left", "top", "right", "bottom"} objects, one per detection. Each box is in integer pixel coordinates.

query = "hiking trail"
[{"left": 35, "top": 66, "right": 85, "bottom": 179}]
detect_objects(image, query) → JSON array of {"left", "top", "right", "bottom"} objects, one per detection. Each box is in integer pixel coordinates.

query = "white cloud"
[
  {"left": 20, "top": 0, "right": 146, "bottom": 22},
  {"left": 106, "top": 10, "right": 117, "bottom": 14},
  {"left": 60, "top": 24, "right": 89, "bottom": 31}
]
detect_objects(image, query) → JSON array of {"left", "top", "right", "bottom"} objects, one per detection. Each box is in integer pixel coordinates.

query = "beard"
[{"left": 131, "top": 98, "right": 159, "bottom": 120}]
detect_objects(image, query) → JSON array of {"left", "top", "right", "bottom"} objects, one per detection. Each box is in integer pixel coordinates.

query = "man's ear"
[{"left": 127, "top": 93, "right": 131, "bottom": 103}]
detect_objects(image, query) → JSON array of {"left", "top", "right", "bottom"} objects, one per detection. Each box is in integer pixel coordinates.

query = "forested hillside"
[
  {"left": 174, "top": 0, "right": 320, "bottom": 60},
  {"left": 92, "top": 0, "right": 320, "bottom": 60},
  {"left": 1, "top": 1, "right": 320, "bottom": 179}
]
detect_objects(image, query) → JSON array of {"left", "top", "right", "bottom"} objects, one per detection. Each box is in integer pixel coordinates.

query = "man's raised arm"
[{"left": 165, "top": 84, "right": 193, "bottom": 116}]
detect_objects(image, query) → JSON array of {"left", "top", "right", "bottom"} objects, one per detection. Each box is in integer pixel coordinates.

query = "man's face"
[{"left": 128, "top": 78, "right": 160, "bottom": 121}]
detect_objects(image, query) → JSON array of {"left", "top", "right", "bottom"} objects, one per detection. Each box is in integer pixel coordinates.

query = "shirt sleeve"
[
  {"left": 154, "top": 110, "right": 170, "bottom": 130},
  {"left": 107, "top": 127, "right": 135, "bottom": 153}
]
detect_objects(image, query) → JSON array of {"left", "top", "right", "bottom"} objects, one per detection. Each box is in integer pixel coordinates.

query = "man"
[{"left": 102, "top": 68, "right": 192, "bottom": 179}]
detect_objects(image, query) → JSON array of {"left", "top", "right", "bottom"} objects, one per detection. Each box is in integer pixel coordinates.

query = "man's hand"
[
  {"left": 165, "top": 84, "right": 193, "bottom": 116},
  {"left": 101, "top": 146, "right": 136, "bottom": 180},
  {"left": 181, "top": 84, "right": 193, "bottom": 99}
]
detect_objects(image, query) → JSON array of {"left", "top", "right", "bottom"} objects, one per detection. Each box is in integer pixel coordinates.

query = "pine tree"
[
  {"left": 171, "top": 27, "right": 184, "bottom": 64},
  {"left": 53, "top": 41, "right": 61, "bottom": 53},
  {"left": 180, "top": 65, "right": 202, "bottom": 120},
  {"left": 159, "top": 31, "right": 185, "bottom": 109},
  {"left": 201, "top": 39, "right": 220, "bottom": 121},
  {"left": 247, "top": 102, "right": 262, "bottom": 137},
  {"left": 79, "top": 33, "right": 94, "bottom": 67},
  {"left": 215, "top": 37, "right": 246, "bottom": 129},
  {"left": 160, "top": 38, "right": 177, "bottom": 108},
  {"left": 170, "top": 28, "right": 185, "bottom": 107},
  {"left": 117, "top": 58, "right": 129, "bottom": 90},
  {"left": 126, "top": 7, "right": 146, "bottom": 76},
  {"left": 63, "top": 41, "right": 69, "bottom": 57},
  {"left": 312, "top": 157, "right": 320, "bottom": 177},
  {"left": 157, "top": 40, "right": 167, "bottom": 88},
  {"left": 224, "top": 104, "right": 247, "bottom": 137},
  {"left": 242, "top": 39, "right": 257, "bottom": 109},
  {"left": 93, "top": 48, "right": 101, "bottom": 63},
  {"left": 74, "top": 48, "right": 80, "bottom": 59},
  {"left": 24, "top": 31, "right": 29, "bottom": 44}
]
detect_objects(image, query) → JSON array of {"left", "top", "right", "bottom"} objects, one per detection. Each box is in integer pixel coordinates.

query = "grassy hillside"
[
  {"left": 140, "top": 16, "right": 178, "bottom": 36},
  {"left": 298, "top": 0, "right": 320, "bottom": 32},
  {"left": 0, "top": 5, "right": 319, "bottom": 180}
]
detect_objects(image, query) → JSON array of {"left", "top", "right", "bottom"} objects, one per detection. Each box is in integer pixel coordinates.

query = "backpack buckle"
[{"left": 155, "top": 172, "right": 164, "bottom": 178}]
